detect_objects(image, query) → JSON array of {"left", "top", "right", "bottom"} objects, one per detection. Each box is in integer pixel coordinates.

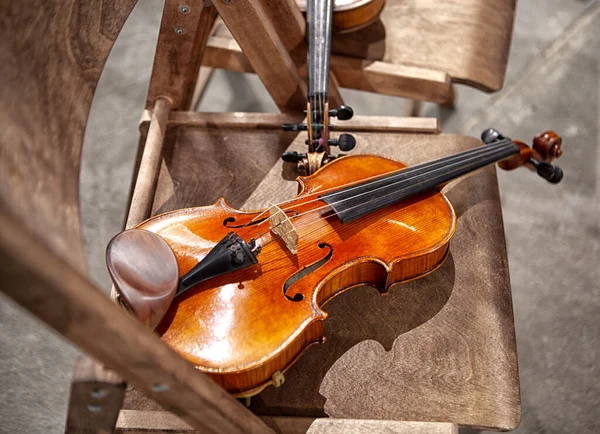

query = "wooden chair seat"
[{"left": 120, "top": 115, "right": 520, "bottom": 432}]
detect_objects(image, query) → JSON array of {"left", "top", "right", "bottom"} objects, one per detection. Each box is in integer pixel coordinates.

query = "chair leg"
[
  {"left": 64, "top": 356, "right": 126, "bottom": 433},
  {"left": 441, "top": 84, "right": 457, "bottom": 109},
  {"left": 403, "top": 99, "right": 423, "bottom": 117}
]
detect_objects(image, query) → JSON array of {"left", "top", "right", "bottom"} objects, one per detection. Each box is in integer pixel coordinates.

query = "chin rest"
[{"left": 106, "top": 229, "right": 179, "bottom": 330}]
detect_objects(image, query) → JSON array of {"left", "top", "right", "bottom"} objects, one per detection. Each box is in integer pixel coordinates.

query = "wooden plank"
[
  {"left": 115, "top": 410, "right": 458, "bottom": 434},
  {"left": 256, "top": 0, "right": 306, "bottom": 68},
  {"left": 0, "top": 212, "right": 273, "bottom": 434},
  {"left": 65, "top": 356, "right": 127, "bottom": 434},
  {"left": 142, "top": 111, "right": 439, "bottom": 134},
  {"left": 146, "top": 0, "right": 217, "bottom": 109},
  {"left": 202, "top": 35, "right": 452, "bottom": 103},
  {"left": 213, "top": 0, "right": 307, "bottom": 111},
  {"left": 329, "top": 57, "right": 451, "bottom": 103}
]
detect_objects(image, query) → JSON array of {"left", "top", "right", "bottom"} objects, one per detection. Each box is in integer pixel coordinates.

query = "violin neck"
[
  {"left": 320, "top": 139, "right": 521, "bottom": 223},
  {"left": 307, "top": 0, "right": 334, "bottom": 150}
]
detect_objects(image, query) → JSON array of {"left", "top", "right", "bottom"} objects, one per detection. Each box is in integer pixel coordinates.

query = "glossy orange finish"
[
  {"left": 137, "top": 155, "right": 455, "bottom": 396},
  {"left": 296, "top": 0, "right": 386, "bottom": 33}
]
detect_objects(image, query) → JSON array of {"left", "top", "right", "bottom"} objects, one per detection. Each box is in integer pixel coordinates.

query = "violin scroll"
[
  {"left": 533, "top": 131, "right": 562, "bottom": 161},
  {"left": 481, "top": 128, "right": 564, "bottom": 184}
]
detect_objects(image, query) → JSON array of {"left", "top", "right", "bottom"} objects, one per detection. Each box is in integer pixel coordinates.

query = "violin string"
[
  {"left": 254, "top": 140, "right": 517, "bottom": 255},
  {"left": 235, "top": 139, "right": 514, "bottom": 239},
  {"left": 236, "top": 139, "right": 515, "bottom": 240}
]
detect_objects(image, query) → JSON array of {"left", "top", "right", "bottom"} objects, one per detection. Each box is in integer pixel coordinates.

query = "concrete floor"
[{"left": 1, "top": 0, "right": 598, "bottom": 432}]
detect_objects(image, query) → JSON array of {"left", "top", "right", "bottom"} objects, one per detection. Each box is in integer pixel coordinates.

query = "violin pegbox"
[
  {"left": 533, "top": 131, "right": 562, "bottom": 162},
  {"left": 482, "top": 128, "right": 564, "bottom": 184},
  {"left": 281, "top": 105, "right": 357, "bottom": 175}
]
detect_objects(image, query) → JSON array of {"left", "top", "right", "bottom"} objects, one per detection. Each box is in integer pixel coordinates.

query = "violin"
[
  {"left": 296, "top": 0, "right": 385, "bottom": 34},
  {"left": 282, "top": 0, "right": 359, "bottom": 174},
  {"left": 108, "top": 129, "right": 564, "bottom": 397}
]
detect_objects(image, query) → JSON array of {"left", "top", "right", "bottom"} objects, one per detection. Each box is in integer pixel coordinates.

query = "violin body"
[
  {"left": 138, "top": 154, "right": 455, "bottom": 396},
  {"left": 297, "top": 0, "right": 386, "bottom": 33}
]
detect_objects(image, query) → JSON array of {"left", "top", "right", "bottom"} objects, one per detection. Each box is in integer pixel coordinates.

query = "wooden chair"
[
  {"left": 0, "top": 1, "right": 520, "bottom": 433},
  {"left": 197, "top": 0, "right": 517, "bottom": 111}
]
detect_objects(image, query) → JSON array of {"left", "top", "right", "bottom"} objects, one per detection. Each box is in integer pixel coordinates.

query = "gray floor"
[{"left": 1, "top": 0, "right": 598, "bottom": 433}]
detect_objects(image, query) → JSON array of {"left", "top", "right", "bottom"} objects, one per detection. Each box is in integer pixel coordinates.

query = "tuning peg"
[
  {"left": 530, "top": 160, "right": 564, "bottom": 184},
  {"left": 328, "top": 134, "right": 356, "bottom": 151},
  {"left": 282, "top": 123, "right": 308, "bottom": 132},
  {"left": 328, "top": 105, "right": 354, "bottom": 121},
  {"left": 483, "top": 127, "right": 565, "bottom": 184},
  {"left": 481, "top": 128, "right": 506, "bottom": 144},
  {"left": 281, "top": 151, "right": 306, "bottom": 163}
]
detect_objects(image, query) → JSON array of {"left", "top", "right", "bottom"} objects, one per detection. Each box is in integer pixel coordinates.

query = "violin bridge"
[{"left": 269, "top": 204, "right": 298, "bottom": 254}]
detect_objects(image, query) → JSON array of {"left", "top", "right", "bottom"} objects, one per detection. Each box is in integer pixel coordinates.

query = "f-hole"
[
  {"left": 223, "top": 210, "right": 299, "bottom": 228},
  {"left": 283, "top": 242, "right": 333, "bottom": 302}
]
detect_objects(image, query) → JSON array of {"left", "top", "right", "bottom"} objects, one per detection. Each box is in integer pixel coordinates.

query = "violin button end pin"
[{"left": 271, "top": 371, "right": 285, "bottom": 388}]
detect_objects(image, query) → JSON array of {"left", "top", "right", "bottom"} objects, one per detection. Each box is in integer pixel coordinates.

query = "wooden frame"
[{"left": 0, "top": 0, "right": 517, "bottom": 433}]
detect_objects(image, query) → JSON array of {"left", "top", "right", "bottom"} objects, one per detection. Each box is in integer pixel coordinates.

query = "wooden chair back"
[{"left": 0, "top": 0, "right": 137, "bottom": 271}]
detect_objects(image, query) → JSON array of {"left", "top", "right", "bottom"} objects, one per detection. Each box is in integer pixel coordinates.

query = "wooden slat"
[
  {"left": 146, "top": 0, "right": 217, "bottom": 109},
  {"left": 65, "top": 356, "right": 127, "bottom": 434},
  {"left": 0, "top": 212, "right": 273, "bottom": 434},
  {"left": 149, "top": 111, "right": 440, "bottom": 134},
  {"left": 203, "top": 35, "right": 254, "bottom": 72},
  {"left": 115, "top": 410, "right": 458, "bottom": 434},
  {"left": 189, "top": 66, "right": 214, "bottom": 111},
  {"left": 202, "top": 35, "right": 452, "bottom": 103},
  {"left": 213, "top": 0, "right": 307, "bottom": 111},
  {"left": 329, "top": 57, "right": 451, "bottom": 103},
  {"left": 126, "top": 97, "right": 172, "bottom": 229}
]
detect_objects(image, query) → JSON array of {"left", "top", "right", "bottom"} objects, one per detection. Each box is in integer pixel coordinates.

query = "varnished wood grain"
[
  {"left": 137, "top": 155, "right": 455, "bottom": 395},
  {"left": 244, "top": 133, "right": 520, "bottom": 429}
]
